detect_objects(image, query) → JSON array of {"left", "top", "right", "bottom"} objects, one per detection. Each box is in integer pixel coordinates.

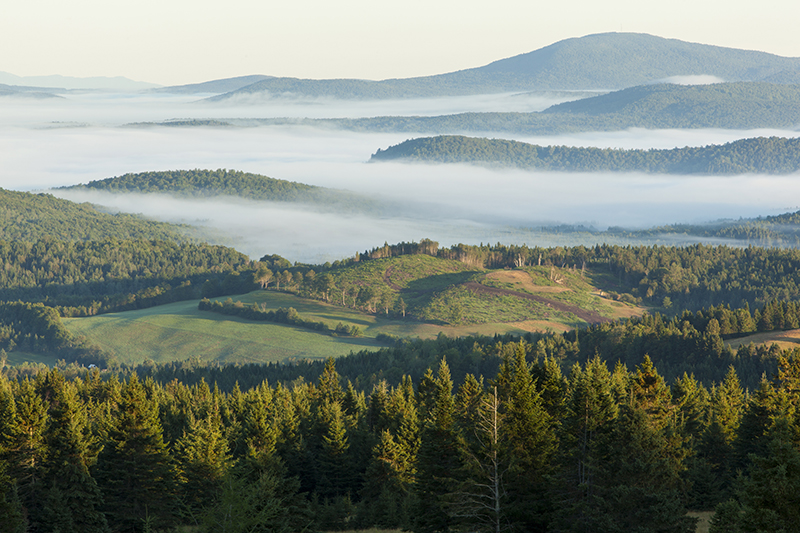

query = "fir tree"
[{"left": 93, "top": 374, "right": 179, "bottom": 533}]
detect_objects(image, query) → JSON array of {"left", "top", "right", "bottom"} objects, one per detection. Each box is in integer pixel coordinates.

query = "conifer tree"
[
  {"left": 93, "top": 374, "right": 179, "bottom": 533},
  {"left": 414, "top": 359, "right": 462, "bottom": 533},
  {"left": 495, "top": 342, "right": 556, "bottom": 531},
  {"left": 557, "top": 357, "right": 618, "bottom": 531},
  {"left": 3, "top": 378, "right": 48, "bottom": 526},
  {"left": 40, "top": 375, "right": 109, "bottom": 533}
]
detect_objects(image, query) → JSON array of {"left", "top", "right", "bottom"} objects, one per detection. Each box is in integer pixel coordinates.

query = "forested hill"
[
  {"left": 61, "top": 168, "right": 376, "bottom": 211},
  {"left": 543, "top": 81, "right": 800, "bottom": 129},
  {"left": 371, "top": 135, "right": 800, "bottom": 174},
  {"left": 252, "top": 82, "right": 800, "bottom": 134},
  {"left": 0, "top": 188, "right": 192, "bottom": 242},
  {"left": 207, "top": 33, "right": 800, "bottom": 100}
]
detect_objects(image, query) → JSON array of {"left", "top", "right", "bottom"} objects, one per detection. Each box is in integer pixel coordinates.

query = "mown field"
[
  {"left": 62, "top": 279, "right": 635, "bottom": 366},
  {"left": 62, "top": 297, "right": 384, "bottom": 365}
]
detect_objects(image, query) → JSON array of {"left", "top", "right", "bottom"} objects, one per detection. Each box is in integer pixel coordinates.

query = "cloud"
[{"left": 650, "top": 75, "right": 727, "bottom": 86}]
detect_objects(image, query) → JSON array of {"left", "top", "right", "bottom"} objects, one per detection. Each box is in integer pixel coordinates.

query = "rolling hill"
[
  {"left": 204, "top": 33, "right": 800, "bottom": 101},
  {"left": 370, "top": 135, "right": 800, "bottom": 174},
  {"left": 247, "top": 81, "right": 800, "bottom": 134},
  {"left": 59, "top": 168, "right": 383, "bottom": 213}
]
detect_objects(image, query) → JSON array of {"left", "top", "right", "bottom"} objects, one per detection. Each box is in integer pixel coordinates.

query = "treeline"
[
  {"left": 0, "top": 238, "right": 253, "bottom": 316},
  {"left": 3, "top": 347, "right": 800, "bottom": 532},
  {"left": 0, "top": 302, "right": 107, "bottom": 367},
  {"left": 371, "top": 135, "right": 800, "bottom": 175},
  {"left": 198, "top": 297, "right": 362, "bottom": 337},
  {"left": 0, "top": 188, "right": 192, "bottom": 243}
]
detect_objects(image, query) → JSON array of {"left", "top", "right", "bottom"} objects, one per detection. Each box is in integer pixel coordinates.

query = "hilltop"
[
  {"left": 203, "top": 33, "right": 800, "bottom": 100},
  {"left": 59, "top": 168, "right": 382, "bottom": 213},
  {"left": 370, "top": 135, "right": 800, "bottom": 174}
]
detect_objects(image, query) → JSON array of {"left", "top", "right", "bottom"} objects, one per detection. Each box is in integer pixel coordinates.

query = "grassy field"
[
  {"left": 53, "top": 257, "right": 644, "bottom": 367},
  {"left": 688, "top": 510, "right": 713, "bottom": 533},
  {"left": 63, "top": 296, "right": 386, "bottom": 365},
  {"left": 725, "top": 328, "right": 800, "bottom": 351},
  {"left": 61, "top": 285, "right": 610, "bottom": 366}
]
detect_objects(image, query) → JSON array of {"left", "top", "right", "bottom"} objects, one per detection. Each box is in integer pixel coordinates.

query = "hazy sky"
[{"left": 3, "top": 0, "right": 799, "bottom": 86}]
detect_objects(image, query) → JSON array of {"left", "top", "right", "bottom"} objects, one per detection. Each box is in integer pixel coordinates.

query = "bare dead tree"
[{"left": 448, "top": 388, "right": 510, "bottom": 533}]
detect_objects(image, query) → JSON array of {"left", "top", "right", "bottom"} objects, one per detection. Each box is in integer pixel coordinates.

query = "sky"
[{"left": 2, "top": 0, "right": 800, "bottom": 86}]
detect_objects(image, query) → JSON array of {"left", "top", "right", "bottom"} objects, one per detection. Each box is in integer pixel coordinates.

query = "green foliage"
[
  {"left": 0, "top": 238, "right": 252, "bottom": 315},
  {"left": 63, "top": 168, "right": 379, "bottom": 213},
  {"left": 372, "top": 135, "right": 800, "bottom": 175},
  {"left": 0, "top": 188, "right": 191, "bottom": 243}
]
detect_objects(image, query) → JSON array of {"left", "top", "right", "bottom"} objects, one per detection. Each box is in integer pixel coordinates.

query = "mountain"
[
  {"left": 370, "top": 135, "right": 800, "bottom": 175},
  {"left": 242, "top": 81, "right": 800, "bottom": 134},
  {"left": 208, "top": 33, "right": 800, "bottom": 101},
  {"left": 0, "top": 83, "right": 62, "bottom": 99},
  {"left": 153, "top": 75, "right": 273, "bottom": 94},
  {"left": 0, "top": 71, "right": 159, "bottom": 91}
]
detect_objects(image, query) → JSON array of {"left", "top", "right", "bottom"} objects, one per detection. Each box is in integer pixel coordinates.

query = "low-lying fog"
[{"left": 3, "top": 91, "right": 800, "bottom": 263}]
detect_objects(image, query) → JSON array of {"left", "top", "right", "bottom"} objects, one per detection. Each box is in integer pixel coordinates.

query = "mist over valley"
[{"left": 2, "top": 33, "right": 800, "bottom": 264}]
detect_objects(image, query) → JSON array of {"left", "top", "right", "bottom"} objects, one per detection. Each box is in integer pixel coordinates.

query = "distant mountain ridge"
[
  {"left": 199, "top": 33, "right": 800, "bottom": 101},
  {"left": 0, "top": 72, "right": 158, "bottom": 91}
]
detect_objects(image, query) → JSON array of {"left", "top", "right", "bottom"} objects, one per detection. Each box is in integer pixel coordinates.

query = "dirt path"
[
  {"left": 463, "top": 282, "right": 610, "bottom": 325},
  {"left": 382, "top": 266, "right": 404, "bottom": 292}
]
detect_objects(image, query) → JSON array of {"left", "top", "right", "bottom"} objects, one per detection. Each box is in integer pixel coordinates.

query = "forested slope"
[
  {"left": 371, "top": 135, "right": 800, "bottom": 174},
  {"left": 0, "top": 188, "right": 192, "bottom": 242}
]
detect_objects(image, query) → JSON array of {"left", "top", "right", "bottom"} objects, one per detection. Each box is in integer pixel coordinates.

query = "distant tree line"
[
  {"left": 0, "top": 238, "right": 255, "bottom": 316},
  {"left": 371, "top": 135, "right": 800, "bottom": 174}
]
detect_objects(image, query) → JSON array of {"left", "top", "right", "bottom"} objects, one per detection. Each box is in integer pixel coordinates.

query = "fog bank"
[{"left": 3, "top": 91, "right": 800, "bottom": 262}]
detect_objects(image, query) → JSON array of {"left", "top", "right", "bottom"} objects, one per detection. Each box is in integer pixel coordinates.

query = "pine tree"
[
  {"left": 414, "top": 359, "right": 462, "bottom": 533},
  {"left": 495, "top": 342, "right": 556, "bottom": 531},
  {"left": 93, "top": 374, "right": 179, "bottom": 533},
  {"left": 3, "top": 378, "right": 48, "bottom": 526},
  {"left": 736, "top": 417, "right": 800, "bottom": 532},
  {"left": 557, "top": 357, "right": 619, "bottom": 532},
  {"left": 175, "top": 399, "right": 231, "bottom": 521},
  {"left": 40, "top": 374, "right": 109, "bottom": 533}
]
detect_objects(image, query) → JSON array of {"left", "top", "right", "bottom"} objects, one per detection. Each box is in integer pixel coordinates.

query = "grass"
[
  {"left": 725, "top": 328, "right": 800, "bottom": 351},
  {"left": 688, "top": 510, "right": 713, "bottom": 533},
  {"left": 63, "top": 297, "right": 386, "bottom": 365},
  {"left": 55, "top": 257, "right": 644, "bottom": 367},
  {"left": 4, "top": 351, "right": 60, "bottom": 368}
]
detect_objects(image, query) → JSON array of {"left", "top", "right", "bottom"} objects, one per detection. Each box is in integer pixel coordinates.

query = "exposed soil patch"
[
  {"left": 486, "top": 270, "right": 569, "bottom": 293},
  {"left": 383, "top": 266, "right": 404, "bottom": 292},
  {"left": 463, "top": 282, "right": 611, "bottom": 325}
]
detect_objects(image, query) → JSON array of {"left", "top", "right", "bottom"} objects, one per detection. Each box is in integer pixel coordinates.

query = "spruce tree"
[
  {"left": 40, "top": 375, "right": 109, "bottom": 533},
  {"left": 93, "top": 374, "right": 179, "bottom": 533},
  {"left": 414, "top": 359, "right": 462, "bottom": 533}
]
